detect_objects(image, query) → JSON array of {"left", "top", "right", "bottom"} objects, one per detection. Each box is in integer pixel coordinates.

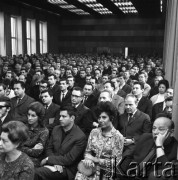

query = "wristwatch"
[{"left": 156, "top": 146, "right": 164, "bottom": 150}]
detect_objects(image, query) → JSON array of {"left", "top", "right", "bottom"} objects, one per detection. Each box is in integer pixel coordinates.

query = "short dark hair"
[
  {"left": 60, "top": 66, "right": 66, "bottom": 70},
  {"left": 84, "top": 83, "right": 94, "bottom": 90},
  {"left": 60, "top": 106, "right": 76, "bottom": 118},
  {"left": 41, "top": 89, "right": 53, "bottom": 97},
  {"left": 90, "top": 76, "right": 97, "bottom": 82},
  {"left": 67, "top": 76, "right": 75, "bottom": 81},
  {"left": 104, "top": 81, "right": 115, "bottom": 90},
  {"left": 14, "top": 81, "right": 25, "bottom": 89},
  {"left": 165, "top": 96, "right": 173, "bottom": 102},
  {"left": 28, "top": 102, "right": 45, "bottom": 127},
  {"left": 133, "top": 81, "right": 144, "bottom": 90},
  {"left": 48, "top": 73, "right": 56, "bottom": 79},
  {"left": 60, "top": 78, "right": 67, "bottom": 83},
  {"left": 40, "top": 79, "right": 49, "bottom": 85},
  {"left": 2, "top": 121, "right": 29, "bottom": 146},
  {"left": 73, "top": 87, "right": 84, "bottom": 97}
]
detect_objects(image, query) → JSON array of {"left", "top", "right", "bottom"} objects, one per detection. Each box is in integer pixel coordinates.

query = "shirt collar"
[{"left": 1, "top": 113, "right": 8, "bottom": 123}]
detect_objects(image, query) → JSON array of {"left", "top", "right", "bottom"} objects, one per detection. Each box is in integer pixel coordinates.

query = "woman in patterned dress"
[
  {"left": 0, "top": 121, "right": 34, "bottom": 180},
  {"left": 20, "top": 101, "right": 49, "bottom": 167},
  {"left": 75, "top": 101, "right": 125, "bottom": 180}
]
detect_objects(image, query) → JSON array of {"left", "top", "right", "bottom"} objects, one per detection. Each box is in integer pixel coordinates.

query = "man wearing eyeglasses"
[
  {"left": 71, "top": 87, "right": 94, "bottom": 138},
  {"left": 0, "top": 96, "right": 13, "bottom": 134}
]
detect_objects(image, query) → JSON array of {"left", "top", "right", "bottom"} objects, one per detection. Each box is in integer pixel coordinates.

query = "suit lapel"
[
  {"left": 16, "top": 95, "right": 27, "bottom": 107},
  {"left": 128, "top": 110, "right": 140, "bottom": 125},
  {"left": 47, "top": 103, "right": 53, "bottom": 113},
  {"left": 138, "top": 97, "right": 144, "bottom": 108}
]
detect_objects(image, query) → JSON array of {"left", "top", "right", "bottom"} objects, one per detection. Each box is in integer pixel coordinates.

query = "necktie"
[
  {"left": 128, "top": 113, "right": 133, "bottom": 122},
  {"left": 45, "top": 105, "right": 48, "bottom": 110},
  {"left": 61, "top": 93, "right": 65, "bottom": 101},
  {"left": 83, "top": 96, "right": 87, "bottom": 104},
  {"left": 17, "top": 98, "right": 21, "bottom": 105}
]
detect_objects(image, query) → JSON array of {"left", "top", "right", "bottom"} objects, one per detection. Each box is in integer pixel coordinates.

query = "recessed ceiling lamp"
[{"left": 48, "top": 0, "right": 90, "bottom": 15}]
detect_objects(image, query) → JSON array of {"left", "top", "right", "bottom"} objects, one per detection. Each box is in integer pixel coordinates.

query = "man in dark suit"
[
  {"left": 41, "top": 89, "right": 60, "bottom": 133},
  {"left": 90, "top": 77, "right": 100, "bottom": 99},
  {"left": 0, "top": 96, "right": 13, "bottom": 134},
  {"left": 120, "top": 117, "right": 178, "bottom": 180},
  {"left": 48, "top": 73, "right": 60, "bottom": 98},
  {"left": 71, "top": 87, "right": 94, "bottom": 137},
  {"left": 132, "top": 81, "right": 152, "bottom": 119},
  {"left": 53, "top": 78, "right": 71, "bottom": 106},
  {"left": 83, "top": 83, "right": 97, "bottom": 109},
  {"left": 35, "top": 106, "right": 86, "bottom": 180},
  {"left": 152, "top": 88, "right": 174, "bottom": 122},
  {"left": 77, "top": 69, "right": 86, "bottom": 88},
  {"left": 9, "top": 81, "right": 35, "bottom": 124},
  {"left": 118, "top": 74, "right": 132, "bottom": 94},
  {"left": 67, "top": 76, "right": 76, "bottom": 92},
  {"left": 118, "top": 94, "right": 151, "bottom": 156}
]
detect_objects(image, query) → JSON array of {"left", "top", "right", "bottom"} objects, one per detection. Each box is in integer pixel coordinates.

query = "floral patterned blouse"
[
  {"left": 75, "top": 127, "right": 124, "bottom": 180},
  {"left": 20, "top": 126, "right": 49, "bottom": 167},
  {"left": 0, "top": 152, "right": 34, "bottom": 180}
]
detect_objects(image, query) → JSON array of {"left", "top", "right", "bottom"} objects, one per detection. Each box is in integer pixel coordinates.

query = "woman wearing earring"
[
  {"left": 0, "top": 121, "right": 34, "bottom": 179},
  {"left": 20, "top": 101, "right": 49, "bottom": 167},
  {"left": 75, "top": 101, "right": 124, "bottom": 180}
]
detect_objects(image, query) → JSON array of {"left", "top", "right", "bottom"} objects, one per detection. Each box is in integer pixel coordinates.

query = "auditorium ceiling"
[{"left": 2, "top": 0, "right": 165, "bottom": 18}]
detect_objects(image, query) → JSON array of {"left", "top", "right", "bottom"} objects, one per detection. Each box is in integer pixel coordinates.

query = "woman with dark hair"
[
  {"left": 0, "top": 121, "right": 34, "bottom": 179},
  {"left": 20, "top": 101, "right": 49, "bottom": 167},
  {"left": 150, "top": 79, "right": 169, "bottom": 105},
  {"left": 75, "top": 101, "right": 124, "bottom": 180}
]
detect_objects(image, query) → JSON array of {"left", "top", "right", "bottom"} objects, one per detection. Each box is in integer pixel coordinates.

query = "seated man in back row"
[
  {"left": 120, "top": 115, "right": 178, "bottom": 180},
  {"left": 35, "top": 106, "right": 86, "bottom": 180}
]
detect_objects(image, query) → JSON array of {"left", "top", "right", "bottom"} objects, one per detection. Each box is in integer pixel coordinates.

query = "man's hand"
[
  {"left": 124, "top": 138, "right": 134, "bottom": 146},
  {"left": 54, "top": 165, "right": 63, "bottom": 173},
  {"left": 40, "top": 158, "right": 48, "bottom": 166},
  {"left": 33, "top": 143, "right": 43, "bottom": 150},
  {"left": 155, "top": 129, "right": 170, "bottom": 146}
]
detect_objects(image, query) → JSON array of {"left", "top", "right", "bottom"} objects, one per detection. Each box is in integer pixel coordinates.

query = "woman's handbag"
[{"left": 77, "top": 160, "right": 96, "bottom": 177}]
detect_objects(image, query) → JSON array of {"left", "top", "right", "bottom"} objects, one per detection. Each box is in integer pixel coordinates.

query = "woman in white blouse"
[{"left": 150, "top": 79, "right": 169, "bottom": 105}]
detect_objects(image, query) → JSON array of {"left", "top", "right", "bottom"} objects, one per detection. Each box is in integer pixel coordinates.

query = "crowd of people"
[{"left": 0, "top": 53, "right": 177, "bottom": 180}]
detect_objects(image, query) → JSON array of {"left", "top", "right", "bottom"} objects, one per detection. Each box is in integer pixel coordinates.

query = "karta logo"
[{"left": 99, "top": 157, "right": 178, "bottom": 179}]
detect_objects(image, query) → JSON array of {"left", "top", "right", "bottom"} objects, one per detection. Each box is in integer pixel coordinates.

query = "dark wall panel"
[{"left": 58, "top": 17, "right": 165, "bottom": 55}]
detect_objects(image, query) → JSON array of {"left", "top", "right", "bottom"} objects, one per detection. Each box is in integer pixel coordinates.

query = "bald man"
[{"left": 120, "top": 116, "right": 178, "bottom": 180}]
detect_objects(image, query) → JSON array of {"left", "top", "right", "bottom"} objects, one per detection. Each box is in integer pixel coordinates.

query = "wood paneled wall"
[{"left": 58, "top": 17, "right": 165, "bottom": 55}]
